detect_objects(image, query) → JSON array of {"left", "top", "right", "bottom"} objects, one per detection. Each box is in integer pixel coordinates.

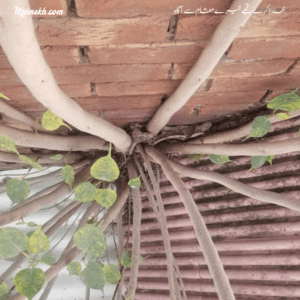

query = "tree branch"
[
  {"left": 160, "top": 137, "right": 300, "bottom": 156},
  {"left": 145, "top": 146, "right": 235, "bottom": 300},
  {"left": 146, "top": 0, "right": 262, "bottom": 135},
  {"left": 0, "top": 124, "right": 107, "bottom": 151},
  {"left": 0, "top": 0, "right": 132, "bottom": 153}
]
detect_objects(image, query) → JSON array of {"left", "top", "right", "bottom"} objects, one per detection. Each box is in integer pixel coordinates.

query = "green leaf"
[
  {"left": 41, "top": 253, "right": 56, "bottom": 265},
  {"left": 188, "top": 154, "right": 205, "bottom": 163},
  {"left": 0, "top": 283, "right": 9, "bottom": 300},
  {"left": 94, "top": 189, "right": 117, "bottom": 209},
  {"left": 267, "top": 90, "right": 300, "bottom": 111},
  {"left": 14, "top": 268, "right": 45, "bottom": 300},
  {"left": 120, "top": 251, "right": 143, "bottom": 268},
  {"left": 67, "top": 262, "right": 82, "bottom": 276},
  {"left": 18, "top": 155, "right": 43, "bottom": 171},
  {"left": 26, "top": 231, "right": 35, "bottom": 239},
  {"left": 103, "top": 264, "right": 121, "bottom": 284},
  {"left": 75, "top": 182, "right": 97, "bottom": 203},
  {"left": 0, "top": 135, "right": 19, "bottom": 155},
  {"left": 50, "top": 154, "right": 63, "bottom": 161},
  {"left": 266, "top": 155, "right": 274, "bottom": 165},
  {"left": 73, "top": 225, "right": 106, "bottom": 259},
  {"left": 276, "top": 112, "right": 290, "bottom": 120},
  {"left": 0, "top": 227, "right": 29, "bottom": 258},
  {"left": 27, "top": 226, "right": 50, "bottom": 254},
  {"left": 246, "top": 116, "right": 271, "bottom": 139},
  {"left": 128, "top": 176, "right": 141, "bottom": 189},
  {"left": 5, "top": 178, "right": 30, "bottom": 203},
  {"left": 27, "top": 222, "right": 38, "bottom": 228},
  {"left": 209, "top": 154, "right": 231, "bottom": 165},
  {"left": 61, "top": 165, "right": 74, "bottom": 189},
  {"left": 41, "top": 110, "right": 72, "bottom": 131},
  {"left": 0, "top": 93, "right": 9, "bottom": 100},
  {"left": 90, "top": 145, "right": 119, "bottom": 182},
  {"left": 81, "top": 261, "right": 105, "bottom": 291},
  {"left": 251, "top": 156, "right": 267, "bottom": 170}
]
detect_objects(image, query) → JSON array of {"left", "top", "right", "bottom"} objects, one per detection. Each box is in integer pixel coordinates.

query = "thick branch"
[
  {"left": 0, "top": 99, "right": 46, "bottom": 132},
  {"left": 0, "top": 0, "right": 131, "bottom": 153},
  {"left": 146, "top": 0, "right": 262, "bottom": 135},
  {"left": 145, "top": 146, "right": 235, "bottom": 300},
  {"left": 0, "top": 124, "right": 107, "bottom": 151},
  {"left": 161, "top": 137, "right": 300, "bottom": 156},
  {"left": 124, "top": 162, "right": 142, "bottom": 300}
]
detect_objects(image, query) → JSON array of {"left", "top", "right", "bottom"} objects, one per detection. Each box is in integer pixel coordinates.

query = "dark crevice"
[
  {"left": 200, "top": 78, "right": 214, "bottom": 92},
  {"left": 166, "top": 15, "right": 178, "bottom": 40},
  {"left": 79, "top": 46, "right": 90, "bottom": 64},
  {"left": 259, "top": 90, "right": 272, "bottom": 103},
  {"left": 90, "top": 83, "right": 96, "bottom": 95},
  {"left": 161, "top": 94, "right": 168, "bottom": 104},
  {"left": 67, "top": 0, "right": 78, "bottom": 18},
  {"left": 285, "top": 58, "right": 300, "bottom": 74},
  {"left": 168, "top": 63, "right": 174, "bottom": 79}
]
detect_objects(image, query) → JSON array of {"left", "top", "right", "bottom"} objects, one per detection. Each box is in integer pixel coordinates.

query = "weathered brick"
[
  {"left": 0, "top": 64, "right": 170, "bottom": 86},
  {"left": 176, "top": 10, "right": 300, "bottom": 41},
  {"left": 95, "top": 80, "right": 181, "bottom": 97},
  {"left": 227, "top": 37, "right": 300, "bottom": 60},
  {"left": 0, "top": 46, "right": 80, "bottom": 68},
  {"left": 34, "top": 17, "right": 170, "bottom": 46},
  {"left": 88, "top": 41, "right": 206, "bottom": 65},
  {"left": 28, "top": 0, "right": 67, "bottom": 17},
  {"left": 173, "top": 60, "right": 293, "bottom": 80},
  {"left": 289, "top": 60, "right": 300, "bottom": 76},
  {"left": 209, "top": 75, "right": 300, "bottom": 93},
  {"left": 103, "top": 108, "right": 158, "bottom": 119},
  {"left": 74, "top": 0, "right": 297, "bottom": 18}
]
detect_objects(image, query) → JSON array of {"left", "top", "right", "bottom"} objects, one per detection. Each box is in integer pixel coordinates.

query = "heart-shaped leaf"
[
  {"left": 14, "top": 268, "right": 45, "bottom": 300},
  {"left": 209, "top": 155, "right": 231, "bottom": 165},
  {"left": 81, "top": 261, "right": 105, "bottom": 291},
  {"left": 267, "top": 90, "right": 300, "bottom": 111},
  {"left": 103, "top": 264, "right": 121, "bottom": 284},
  {"left": 42, "top": 110, "right": 71, "bottom": 131},
  {"left": 95, "top": 189, "right": 117, "bottom": 208},
  {"left": 18, "top": 155, "right": 43, "bottom": 171},
  {"left": 0, "top": 227, "right": 29, "bottom": 258},
  {"left": 27, "top": 226, "right": 50, "bottom": 254},
  {"left": 67, "top": 262, "right": 82, "bottom": 276},
  {"left": 27, "top": 222, "right": 38, "bottom": 228},
  {"left": 50, "top": 154, "right": 63, "bottom": 161},
  {"left": 75, "top": 182, "right": 97, "bottom": 203},
  {"left": 61, "top": 165, "right": 74, "bottom": 188},
  {"left": 6, "top": 178, "right": 30, "bottom": 203},
  {"left": 73, "top": 225, "right": 106, "bottom": 259},
  {"left": 0, "top": 135, "right": 19, "bottom": 155},
  {"left": 246, "top": 116, "right": 271, "bottom": 139},
  {"left": 128, "top": 176, "right": 141, "bottom": 189},
  {"left": 41, "top": 253, "right": 56, "bottom": 265},
  {"left": 276, "top": 112, "right": 290, "bottom": 120}
]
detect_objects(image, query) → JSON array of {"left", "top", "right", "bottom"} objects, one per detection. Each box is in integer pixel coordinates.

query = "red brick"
[
  {"left": 176, "top": 10, "right": 300, "bottom": 41},
  {"left": 28, "top": 0, "right": 67, "bottom": 17},
  {"left": 209, "top": 75, "right": 300, "bottom": 93},
  {"left": 0, "top": 46, "right": 80, "bottom": 69},
  {"left": 289, "top": 60, "right": 300, "bottom": 76},
  {"left": 0, "top": 64, "right": 170, "bottom": 86},
  {"left": 34, "top": 17, "right": 170, "bottom": 46},
  {"left": 227, "top": 37, "right": 300, "bottom": 60},
  {"left": 173, "top": 60, "right": 293, "bottom": 80},
  {"left": 88, "top": 41, "right": 206, "bottom": 65},
  {"left": 103, "top": 108, "right": 158, "bottom": 119},
  {"left": 95, "top": 80, "right": 182, "bottom": 97}
]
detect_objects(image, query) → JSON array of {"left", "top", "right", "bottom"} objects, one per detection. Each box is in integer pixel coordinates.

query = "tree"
[{"left": 0, "top": 0, "right": 299, "bottom": 300}]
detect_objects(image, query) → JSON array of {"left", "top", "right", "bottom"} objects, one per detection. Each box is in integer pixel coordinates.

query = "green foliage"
[
  {"left": 67, "top": 262, "right": 82, "bottom": 276},
  {"left": 276, "top": 112, "right": 290, "bottom": 120},
  {"left": 0, "top": 93, "right": 9, "bottom": 100},
  {"left": 90, "top": 144, "right": 120, "bottom": 182},
  {"left": 26, "top": 231, "right": 35, "bottom": 239},
  {"left": 41, "top": 253, "right": 56, "bottom": 265},
  {"left": 209, "top": 154, "right": 231, "bottom": 165},
  {"left": 103, "top": 264, "right": 121, "bottom": 284},
  {"left": 120, "top": 251, "right": 143, "bottom": 268},
  {"left": 18, "top": 155, "right": 43, "bottom": 171},
  {"left": 50, "top": 154, "right": 63, "bottom": 161},
  {"left": 250, "top": 155, "right": 274, "bottom": 170},
  {"left": 27, "top": 226, "right": 50, "bottom": 254},
  {"left": 61, "top": 165, "right": 74, "bottom": 188},
  {"left": 128, "top": 176, "right": 141, "bottom": 189},
  {"left": 5, "top": 178, "right": 30, "bottom": 203},
  {"left": 95, "top": 189, "right": 117, "bottom": 208},
  {"left": 0, "top": 135, "right": 19, "bottom": 155},
  {"left": 14, "top": 268, "right": 45, "bottom": 300},
  {"left": 188, "top": 153, "right": 205, "bottom": 163},
  {"left": 246, "top": 116, "right": 271, "bottom": 139},
  {"left": 0, "top": 227, "right": 29, "bottom": 258},
  {"left": 41, "top": 110, "right": 71, "bottom": 131},
  {"left": 267, "top": 89, "right": 300, "bottom": 111},
  {"left": 81, "top": 261, "right": 105, "bottom": 291},
  {"left": 27, "top": 222, "right": 39, "bottom": 228},
  {"left": 73, "top": 224, "right": 106, "bottom": 259},
  {"left": 75, "top": 182, "right": 97, "bottom": 203},
  {"left": 0, "top": 283, "right": 9, "bottom": 300}
]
